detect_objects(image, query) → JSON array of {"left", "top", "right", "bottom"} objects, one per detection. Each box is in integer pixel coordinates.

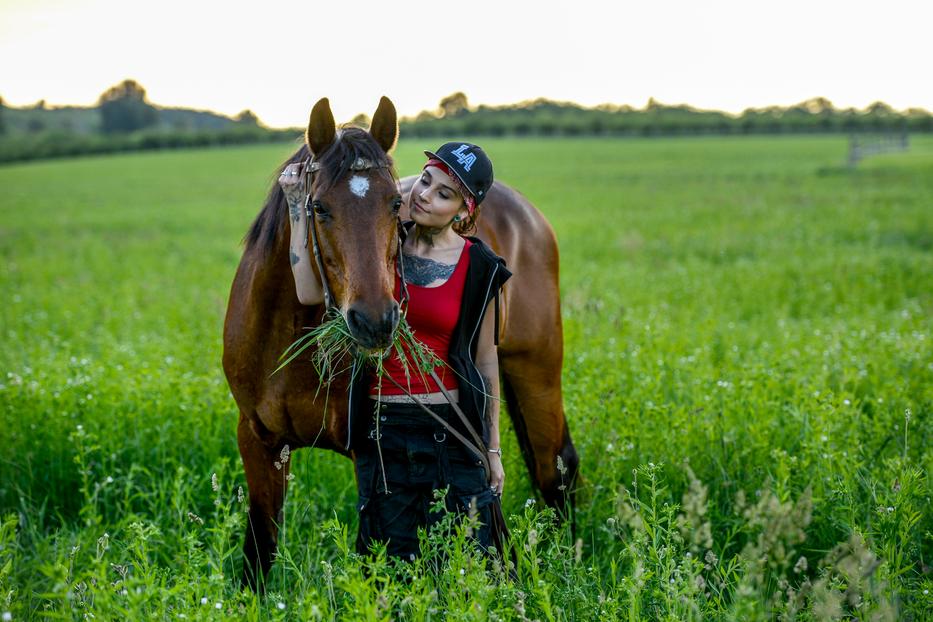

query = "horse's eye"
[
  {"left": 391, "top": 197, "right": 402, "bottom": 213},
  {"left": 311, "top": 200, "right": 328, "bottom": 217}
]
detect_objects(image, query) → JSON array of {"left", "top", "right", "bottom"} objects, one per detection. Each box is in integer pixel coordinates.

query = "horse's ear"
[
  {"left": 369, "top": 96, "right": 398, "bottom": 154},
  {"left": 306, "top": 98, "right": 336, "bottom": 156}
]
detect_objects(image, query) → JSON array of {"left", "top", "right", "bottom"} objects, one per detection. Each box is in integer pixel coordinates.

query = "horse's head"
[{"left": 305, "top": 97, "right": 401, "bottom": 351}]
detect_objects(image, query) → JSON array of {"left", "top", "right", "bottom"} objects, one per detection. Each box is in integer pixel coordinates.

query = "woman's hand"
[
  {"left": 278, "top": 162, "right": 306, "bottom": 222},
  {"left": 488, "top": 452, "right": 505, "bottom": 497}
]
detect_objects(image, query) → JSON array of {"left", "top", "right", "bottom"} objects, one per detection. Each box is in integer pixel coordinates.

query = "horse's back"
[{"left": 399, "top": 176, "right": 561, "bottom": 356}]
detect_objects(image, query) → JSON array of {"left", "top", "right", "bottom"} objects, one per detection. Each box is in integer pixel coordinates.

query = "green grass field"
[{"left": 1, "top": 136, "right": 931, "bottom": 620}]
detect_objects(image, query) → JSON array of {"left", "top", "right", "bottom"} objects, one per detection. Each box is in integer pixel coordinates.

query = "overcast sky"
[{"left": 2, "top": 0, "right": 930, "bottom": 128}]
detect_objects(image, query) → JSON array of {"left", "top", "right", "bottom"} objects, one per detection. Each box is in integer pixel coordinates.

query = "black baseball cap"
[{"left": 423, "top": 142, "right": 494, "bottom": 206}]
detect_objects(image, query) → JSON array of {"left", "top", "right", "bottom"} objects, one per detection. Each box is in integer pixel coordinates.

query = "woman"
[{"left": 279, "top": 141, "right": 510, "bottom": 560}]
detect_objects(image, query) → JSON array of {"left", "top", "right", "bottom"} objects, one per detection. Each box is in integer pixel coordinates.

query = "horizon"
[
  {"left": 2, "top": 0, "right": 931, "bottom": 128},
  {"left": 4, "top": 91, "right": 928, "bottom": 132}
]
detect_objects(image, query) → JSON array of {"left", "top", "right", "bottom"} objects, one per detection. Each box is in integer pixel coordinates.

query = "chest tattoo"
[{"left": 402, "top": 253, "right": 455, "bottom": 286}]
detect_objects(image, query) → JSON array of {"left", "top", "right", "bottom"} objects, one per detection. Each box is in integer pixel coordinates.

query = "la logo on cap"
[{"left": 451, "top": 144, "right": 477, "bottom": 172}]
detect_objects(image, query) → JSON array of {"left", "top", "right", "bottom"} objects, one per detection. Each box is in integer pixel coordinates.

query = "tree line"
[
  {"left": 0, "top": 80, "right": 292, "bottom": 164},
  {"left": 398, "top": 93, "right": 932, "bottom": 138},
  {"left": 1, "top": 85, "right": 930, "bottom": 164}
]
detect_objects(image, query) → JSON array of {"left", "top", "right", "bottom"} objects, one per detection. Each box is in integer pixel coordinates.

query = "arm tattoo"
[
  {"left": 402, "top": 253, "right": 455, "bottom": 286},
  {"left": 290, "top": 250, "right": 300, "bottom": 266},
  {"left": 288, "top": 199, "right": 301, "bottom": 223}
]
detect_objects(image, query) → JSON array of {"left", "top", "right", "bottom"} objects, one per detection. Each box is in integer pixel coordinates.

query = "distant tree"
[
  {"left": 0, "top": 95, "right": 5, "bottom": 135},
  {"left": 863, "top": 101, "right": 897, "bottom": 131},
  {"left": 800, "top": 97, "right": 834, "bottom": 114},
  {"left": 865, "top": 101, "right": 895, "bottom": 116},
  {"left": 349, "top": 112, "right": 371, "bottom": 128},
  {"left": 438, "top": 92, "right": 469, "bottom": 117},
  {"left": 235, "top": 109, "right": 260, "bottom": 126},
  {"left": 97, "top": 79, "right": 158, "bottom": 134},
  {"left": 33, "top": 99, "right": 47, "bottom": 110}
]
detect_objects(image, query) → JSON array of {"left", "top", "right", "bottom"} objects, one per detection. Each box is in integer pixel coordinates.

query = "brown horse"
[{"left": 222, "top": 97, "right": 579, "bottom": 589}]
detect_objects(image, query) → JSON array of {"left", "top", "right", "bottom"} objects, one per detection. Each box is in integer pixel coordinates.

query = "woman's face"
[{"left": 408, "top": 165, "right": 469, "bottom": 229}]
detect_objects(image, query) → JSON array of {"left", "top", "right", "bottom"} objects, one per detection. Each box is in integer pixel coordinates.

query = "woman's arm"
[
  {"left": 475, "top": 297, "right": 504, "bottom": 494},
  {"left": 280, "top": 162, "right": 324, "bottom": 306}
]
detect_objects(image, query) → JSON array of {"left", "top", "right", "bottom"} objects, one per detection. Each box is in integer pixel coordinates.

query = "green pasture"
[{"left": 1, "top": 136, "right": 931, "bottom": 620}]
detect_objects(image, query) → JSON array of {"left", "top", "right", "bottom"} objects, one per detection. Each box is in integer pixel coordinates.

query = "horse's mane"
[{"left": 243, "top": 127, "right": 397, "bottom": 256}]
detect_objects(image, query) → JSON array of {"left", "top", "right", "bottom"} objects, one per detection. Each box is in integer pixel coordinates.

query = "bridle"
[{"left": 300, "top": 154, "right": 409, "bottom": 313}]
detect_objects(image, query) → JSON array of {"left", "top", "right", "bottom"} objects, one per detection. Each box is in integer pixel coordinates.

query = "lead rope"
[
  {"left": 302, "top": 155, "right": 393, "bottom": 492},
  {"left": 390, "top": 222, "right": 491, "bottom": 476}
]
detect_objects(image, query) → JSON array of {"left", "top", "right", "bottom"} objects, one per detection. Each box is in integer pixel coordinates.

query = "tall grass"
[{"left": 1, "top": 136, "right": 931, "bottom": 619}]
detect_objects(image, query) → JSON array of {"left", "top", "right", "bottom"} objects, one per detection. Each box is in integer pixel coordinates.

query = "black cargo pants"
[{"left": 353, "top": 400, "right": 494, "bottom": 560}]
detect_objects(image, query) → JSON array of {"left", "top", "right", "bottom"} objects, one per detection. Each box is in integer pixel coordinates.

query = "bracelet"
[{"left": 487, "top": 447, "right": 502, "bottom": 456}]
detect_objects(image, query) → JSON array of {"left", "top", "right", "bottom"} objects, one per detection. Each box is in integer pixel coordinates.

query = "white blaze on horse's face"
[{"left": 349, "top": 175, "right": 370, "bottom": 198}]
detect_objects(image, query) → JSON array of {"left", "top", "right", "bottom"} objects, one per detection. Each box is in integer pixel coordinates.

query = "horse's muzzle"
[{"left": 346, "top": 302, "right": 400, "bottom": 350}]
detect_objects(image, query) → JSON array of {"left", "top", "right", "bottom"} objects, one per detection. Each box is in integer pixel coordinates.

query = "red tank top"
[{"left": 370, "top": 239, "right": 472, "bottom": 395}]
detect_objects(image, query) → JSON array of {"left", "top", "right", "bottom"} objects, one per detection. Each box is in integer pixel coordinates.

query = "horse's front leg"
[{"left": 238, "top": 413, "right": 290, "bottom": 592}]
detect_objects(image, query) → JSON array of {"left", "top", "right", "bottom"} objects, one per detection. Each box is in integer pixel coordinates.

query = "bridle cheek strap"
[{"left": 303, "top": 157, "right": 334, "bottom": 311}]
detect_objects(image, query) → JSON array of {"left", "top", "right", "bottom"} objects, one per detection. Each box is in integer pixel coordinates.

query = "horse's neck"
[{"left": 249, "top": 217, "right": 297, "bottom": 308}]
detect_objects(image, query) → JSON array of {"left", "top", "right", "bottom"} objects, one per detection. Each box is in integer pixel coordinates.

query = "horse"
[{"left": 222, "top": 96, "right": 579, "bottom": 589}]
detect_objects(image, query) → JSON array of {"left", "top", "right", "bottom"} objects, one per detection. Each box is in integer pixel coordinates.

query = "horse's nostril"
[
  {"left": 386, "top": 303, "right": 400, "bottom": 330},
  {"left": 346, "top": 308, "right": 362, "bottom": 333}
]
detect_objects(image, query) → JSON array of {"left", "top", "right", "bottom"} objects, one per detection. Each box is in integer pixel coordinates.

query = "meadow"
[{"left": 1, "top": 135, "right": 931, "bottom": 620}]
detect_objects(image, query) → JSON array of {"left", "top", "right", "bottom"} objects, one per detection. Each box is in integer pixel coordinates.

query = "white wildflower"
[
  {"left": 276, "top": 602, "right": 286, "bottom": 610},
  {"left": 211, "top": 473, "right": 219, "bottom": 492}
]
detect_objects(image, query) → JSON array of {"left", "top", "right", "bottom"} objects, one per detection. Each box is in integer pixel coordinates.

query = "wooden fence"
[{"left": 848, "top": 133, "right": 909, "bottom": 166}]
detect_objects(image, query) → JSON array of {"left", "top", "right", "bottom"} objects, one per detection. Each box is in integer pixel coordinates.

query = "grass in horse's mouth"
[{"left": 273, "top": 308, "right": 440, "bottom": 396}]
